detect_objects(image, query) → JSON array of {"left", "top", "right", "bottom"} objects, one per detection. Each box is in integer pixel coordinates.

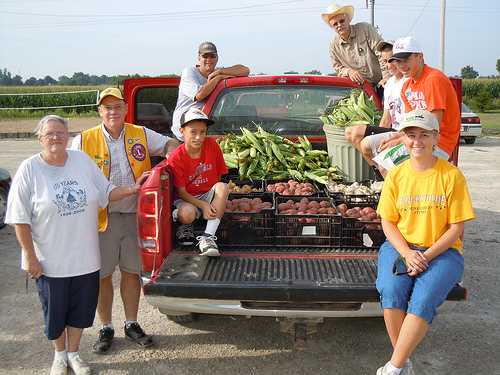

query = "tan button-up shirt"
[{"left": 329, "top": 22, "right": 389, "bottom": 87}]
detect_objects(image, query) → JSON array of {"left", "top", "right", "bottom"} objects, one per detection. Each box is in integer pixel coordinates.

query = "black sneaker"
[
  {"left": 93, "top": 327, "right": 114, "bottom": 354},
  {"left": 124, "top": 323, "right": 154, "bottom": 347},
  {"left": 177, "top": 223, "right": 195, "bottom": 245}
]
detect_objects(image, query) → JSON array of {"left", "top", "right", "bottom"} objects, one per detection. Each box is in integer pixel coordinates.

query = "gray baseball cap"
[{"left": 198, "top": 42, "right": 217, "bottom": 55}]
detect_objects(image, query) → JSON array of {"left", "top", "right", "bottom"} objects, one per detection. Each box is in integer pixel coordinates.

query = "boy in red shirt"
[{"left": 167, "top": 108, "right": 229, "bottom": 256}]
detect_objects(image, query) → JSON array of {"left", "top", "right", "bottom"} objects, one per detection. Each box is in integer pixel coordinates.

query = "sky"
[{"left": 1, "top": 0, "right": 499, "bottom": 81}]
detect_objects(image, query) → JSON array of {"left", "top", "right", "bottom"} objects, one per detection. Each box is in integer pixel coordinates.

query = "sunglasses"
[
  {"left": 201, "top": 53, "right": 217, "bottom": 59},
  {"left": 392, "top": 255, "right": 410, "bottom": 276}
]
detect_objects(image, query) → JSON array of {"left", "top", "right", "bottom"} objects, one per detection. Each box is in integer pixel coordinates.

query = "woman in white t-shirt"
[{"left": 5, "top": 115, "right": 149, "bottom": 375}]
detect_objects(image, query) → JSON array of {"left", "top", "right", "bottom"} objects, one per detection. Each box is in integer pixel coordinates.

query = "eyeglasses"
[
  {"left": 330, "top": 18, "right": 347, "bottom": 28},
  {"left": 100, "top": 104, "right": 126, "bottom": 112},
  {"left": 201, "top": 53, "right": 217, "bottom": 59},
  {"left": 40, "top": 131, "right": 68, "bottom": 139},
  {"left": 392, "top": 255, "right": 410, "bottom": 276}
]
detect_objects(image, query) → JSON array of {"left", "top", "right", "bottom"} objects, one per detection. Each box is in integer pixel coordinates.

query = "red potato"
[
  {"left": 367, "top": 212, "right": 379, "bottom": 220},
  {"left": 300, "top": 198, "right": 310, "bottom": 205},
  {"left": 326, "top": 208, "right": 336, "bottom": 215},
  {"left": 308, "top": 201, "right": 320, "bottom": 209},
  {"left": 262, "top": 202, "right": 272, "bottom": 209},
  {"left": 278, "top": 203, "right": 292, "bottom": 212},
  {"left": 318, "top": 207, "right": 329, "bottom": 214},
  {"left": 282, "top": 189, "right": 293, "bottom": 195},
  {"left": 266, "top": 184, "right": 276, "bottom": 192},
  {"left": 319, "top": 200, "right": 331, "bottom": 208},
  {"left": 337, "top": 203, "right": 348, "bottom": 212},
  {"left": 276, "top": 186, "right": 286, "bottom": 194}
]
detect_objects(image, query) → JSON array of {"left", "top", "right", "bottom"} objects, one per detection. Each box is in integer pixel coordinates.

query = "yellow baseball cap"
[{"left": 98, "top": 87, "right": 125, "bottom": 105}]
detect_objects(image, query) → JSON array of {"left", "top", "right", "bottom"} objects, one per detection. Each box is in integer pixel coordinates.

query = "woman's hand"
[
  {"left": 25, "top": 253, "right": 42, "bottom": 279},
  {"left": 130, "top": 171, "right": 151, "bottom": 194},
  {"left": 402, "top": 249, "right": 428, "bottom": 275}
]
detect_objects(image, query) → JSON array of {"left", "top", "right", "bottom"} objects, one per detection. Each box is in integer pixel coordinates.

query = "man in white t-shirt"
[
  {"left": 171, "top": 41, "right": 250, "bottom": 141},
  {"left": 344, "top": 40, "right": 406, "bottom": 180}
]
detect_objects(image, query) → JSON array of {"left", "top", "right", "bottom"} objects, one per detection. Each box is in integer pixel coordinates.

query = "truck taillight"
[{"left": 138, "top": 191, "right": 159, "bottom": 253}]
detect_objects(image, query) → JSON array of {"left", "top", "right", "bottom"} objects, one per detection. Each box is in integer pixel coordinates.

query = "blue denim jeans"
[{"left": 376, "top": 240, "right": 464, "bottom": 324}]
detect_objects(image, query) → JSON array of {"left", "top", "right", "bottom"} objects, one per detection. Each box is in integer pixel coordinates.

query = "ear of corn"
[{"left": 320, "top": 88, "right": 382, "bottom": 127}]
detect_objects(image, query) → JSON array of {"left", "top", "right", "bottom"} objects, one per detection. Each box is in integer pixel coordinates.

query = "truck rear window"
[{"left": 208, "top": 86, "right": 352, "bottom": 138}]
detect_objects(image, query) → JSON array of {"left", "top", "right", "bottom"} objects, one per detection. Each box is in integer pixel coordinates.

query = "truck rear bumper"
[{"left": 144, "top": 296, "right": 460, "bottom": 318}]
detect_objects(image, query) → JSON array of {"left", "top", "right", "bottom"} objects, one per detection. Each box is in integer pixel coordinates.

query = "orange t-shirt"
[{"left": 401, "top": 65, "right": 460, "bottom": 155}]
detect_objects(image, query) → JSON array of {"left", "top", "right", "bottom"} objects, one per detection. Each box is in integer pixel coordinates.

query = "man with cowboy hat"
[{"left": 321, "top": 4, "right": 389, "bottom": 96}]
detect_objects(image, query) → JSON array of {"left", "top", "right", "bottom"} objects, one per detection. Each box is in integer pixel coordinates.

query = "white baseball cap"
[
  {"left": 180, "top": 108, "right": 215, "bottom": 127},
  {"left": 400, "top": 110, "right": 440, "bottom": 132},
  {"left": 388, "top": 36, "right": 423, "bottom": 62}
]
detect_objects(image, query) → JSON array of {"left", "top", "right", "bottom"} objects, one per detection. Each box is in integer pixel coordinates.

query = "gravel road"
[{"left": 0, "top": 137, "right": 499, "bottom": 375}]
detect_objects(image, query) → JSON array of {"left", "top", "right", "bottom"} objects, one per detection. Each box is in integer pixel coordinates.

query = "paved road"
[{"left": 0, "top": 137, "right": 499, "bottom": 375}]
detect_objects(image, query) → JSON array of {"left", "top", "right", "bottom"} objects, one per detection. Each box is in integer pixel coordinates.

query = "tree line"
[
  {"left": 1, "top": 63, "right": 499, "bottom": 87},
  {"left": 0, "top": 69, "right": 179, "bottom": 87}
]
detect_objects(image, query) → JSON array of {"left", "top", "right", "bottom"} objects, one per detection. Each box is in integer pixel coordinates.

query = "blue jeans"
[{"left": 376, "top": 240, "right": 464, "bottom": 324}]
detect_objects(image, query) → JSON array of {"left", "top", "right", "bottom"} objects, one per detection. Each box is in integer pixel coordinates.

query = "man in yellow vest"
[{"left": 71, "top": 87, "right": 179, "bottom": 354}]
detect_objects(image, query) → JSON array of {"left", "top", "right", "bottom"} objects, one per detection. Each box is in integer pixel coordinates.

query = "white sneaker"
[
  {"left": 68, "top": 355, "right": 91, "bottom": 375},
  {"left": 376, "top": 362, "right": 399, "bottom": 375},
  {"left": 50, "top": 356, "right": 67, "bottom": 375},
  {"left": 197, "top": 235, "right": 220, "bottom": 257}
]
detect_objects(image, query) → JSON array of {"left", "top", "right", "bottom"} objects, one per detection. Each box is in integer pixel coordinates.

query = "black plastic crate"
[
  {"left": 275, "top": 196, "right": 341, "bottom": 248},
  {"left": 341, "top": 217, "right": 385, "bottom": 248},
  {"left": 326, "top": 180, "right": 381, "bottom": 203},
  {"left": 223, "top": 178, "right": 265, "bottom": 195},
  {"left": 335, "top": 200, "right": 385, "bottom": 248},
  {"left": 265, "top": 179, "right": 325, "bottom": 197},
  {"left": 217, "top": 192, "right": 274, "bottom": 246}
]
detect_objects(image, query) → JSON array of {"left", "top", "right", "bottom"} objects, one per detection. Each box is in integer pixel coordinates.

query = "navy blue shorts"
[{"left": 36, "top": 270, "right": 99, "bottom": 340}]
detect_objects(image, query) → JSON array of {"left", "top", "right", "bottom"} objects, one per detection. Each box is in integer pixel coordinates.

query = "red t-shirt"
[
  {"left": 167, "top": 137, "right": 228, "bottom": 199},
  {"left": 401, "top": 65, "right": 460, "bottom": 156}
]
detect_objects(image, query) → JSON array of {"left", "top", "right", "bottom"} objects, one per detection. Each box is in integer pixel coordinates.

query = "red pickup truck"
[{"left": 123, "top": 75, "right": 466, "bottom": 348}]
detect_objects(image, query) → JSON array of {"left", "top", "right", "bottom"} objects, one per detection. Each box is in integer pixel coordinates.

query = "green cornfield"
[
  {"left": 462, "top": 79, "right": 500, "bottom": 99},
  {"left": 0, "top": 86, "right": 111, "bottom": 117}
]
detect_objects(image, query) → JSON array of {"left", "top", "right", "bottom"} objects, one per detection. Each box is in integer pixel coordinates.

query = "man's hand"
[
  {"left": 348, "top": 69, "right": 365, "bottom": 85},
  {"left": 378, "top": 133, "right": 404, "bottom": 152},
  {"left": 208, "top": 71, "right": 235, "bottom": 81},
  {"left": 164, "top": 138, "right": 180, "bottom": 160}
]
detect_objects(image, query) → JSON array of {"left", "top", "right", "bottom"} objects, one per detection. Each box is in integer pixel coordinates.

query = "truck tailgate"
[{"left": 144, "top": 252, "right": 466, "bottom": 302}]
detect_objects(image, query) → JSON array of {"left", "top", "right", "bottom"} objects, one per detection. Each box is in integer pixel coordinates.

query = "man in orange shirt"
[{"left": 372, "top": 36, "right": 460, "bottom": 178}]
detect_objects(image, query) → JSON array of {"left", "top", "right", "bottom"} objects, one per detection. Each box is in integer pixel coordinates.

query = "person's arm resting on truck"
[{"left": 195, "top": 65, "right": 250, "bottom": 101}]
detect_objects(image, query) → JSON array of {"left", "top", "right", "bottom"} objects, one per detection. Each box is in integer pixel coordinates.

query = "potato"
[
  {"left": 308, "top": 201, "right": 320, "bottom": 209},
  {"left": 319, "top": 200, "right": 331, "bottom": 208},
  {"left": 300, "top": 198, "right": 310, "bottom": 205}
]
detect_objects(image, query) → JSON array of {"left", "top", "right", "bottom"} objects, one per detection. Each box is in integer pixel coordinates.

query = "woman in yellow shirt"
[{"left": 375, "top": 110, "right": 475, "bottom": 375}]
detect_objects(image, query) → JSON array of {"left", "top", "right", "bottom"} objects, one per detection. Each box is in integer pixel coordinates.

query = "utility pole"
[
  {"left": 439, "top": 0, "right": 446, "bottom": 72},
  {"left": 366, "top": 0, "right": 375, "bottom": 26}
]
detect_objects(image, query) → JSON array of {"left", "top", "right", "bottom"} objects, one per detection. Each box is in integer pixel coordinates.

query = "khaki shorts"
[{"left": 99, "top": 212, "right": 141, "bottom": 278}]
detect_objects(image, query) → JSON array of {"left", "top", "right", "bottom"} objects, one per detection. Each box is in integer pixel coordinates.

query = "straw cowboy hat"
[{"left": 321, "top": 4, "right": 354, "bottom": 28}]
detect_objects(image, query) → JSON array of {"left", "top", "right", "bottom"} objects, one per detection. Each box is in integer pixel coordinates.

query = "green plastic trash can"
[{"left": 323, "top": 125, "right": 374, "bottom": 182}]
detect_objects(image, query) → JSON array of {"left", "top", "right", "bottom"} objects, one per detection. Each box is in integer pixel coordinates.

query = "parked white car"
[{"left": 461, "top": 103, "right": 482, "bottom": 144}]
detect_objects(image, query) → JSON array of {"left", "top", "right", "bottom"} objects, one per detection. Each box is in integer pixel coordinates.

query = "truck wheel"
[
  {"left": 464, "top": 137, "right": 476, "bottom": 144},
  {"left": 158, "top": 308, "right": 200, "bottom": 323},
  {"left": 166, "top": 313, "right": 200, "bottom": 323}
]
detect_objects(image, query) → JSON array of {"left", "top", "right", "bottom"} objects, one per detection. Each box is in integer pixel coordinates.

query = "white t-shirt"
[
  {"left": 6, "top": 150, "right": 115, "bottom": 277},
  {"left": 172, "top": 65, "right": 219, "bottom": 141},
  {"left": 383, "top": 75, "right": 408, "bottom": 131}
]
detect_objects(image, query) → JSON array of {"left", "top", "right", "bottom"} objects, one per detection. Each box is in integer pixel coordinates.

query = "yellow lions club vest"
[{"left": 81, "top": 123, "right": 152, "bottom": 232}]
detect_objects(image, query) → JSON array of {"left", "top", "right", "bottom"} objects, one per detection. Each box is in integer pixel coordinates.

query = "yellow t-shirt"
[{"left": 377, "top": 158, "right": 475, "bottom": 253}]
